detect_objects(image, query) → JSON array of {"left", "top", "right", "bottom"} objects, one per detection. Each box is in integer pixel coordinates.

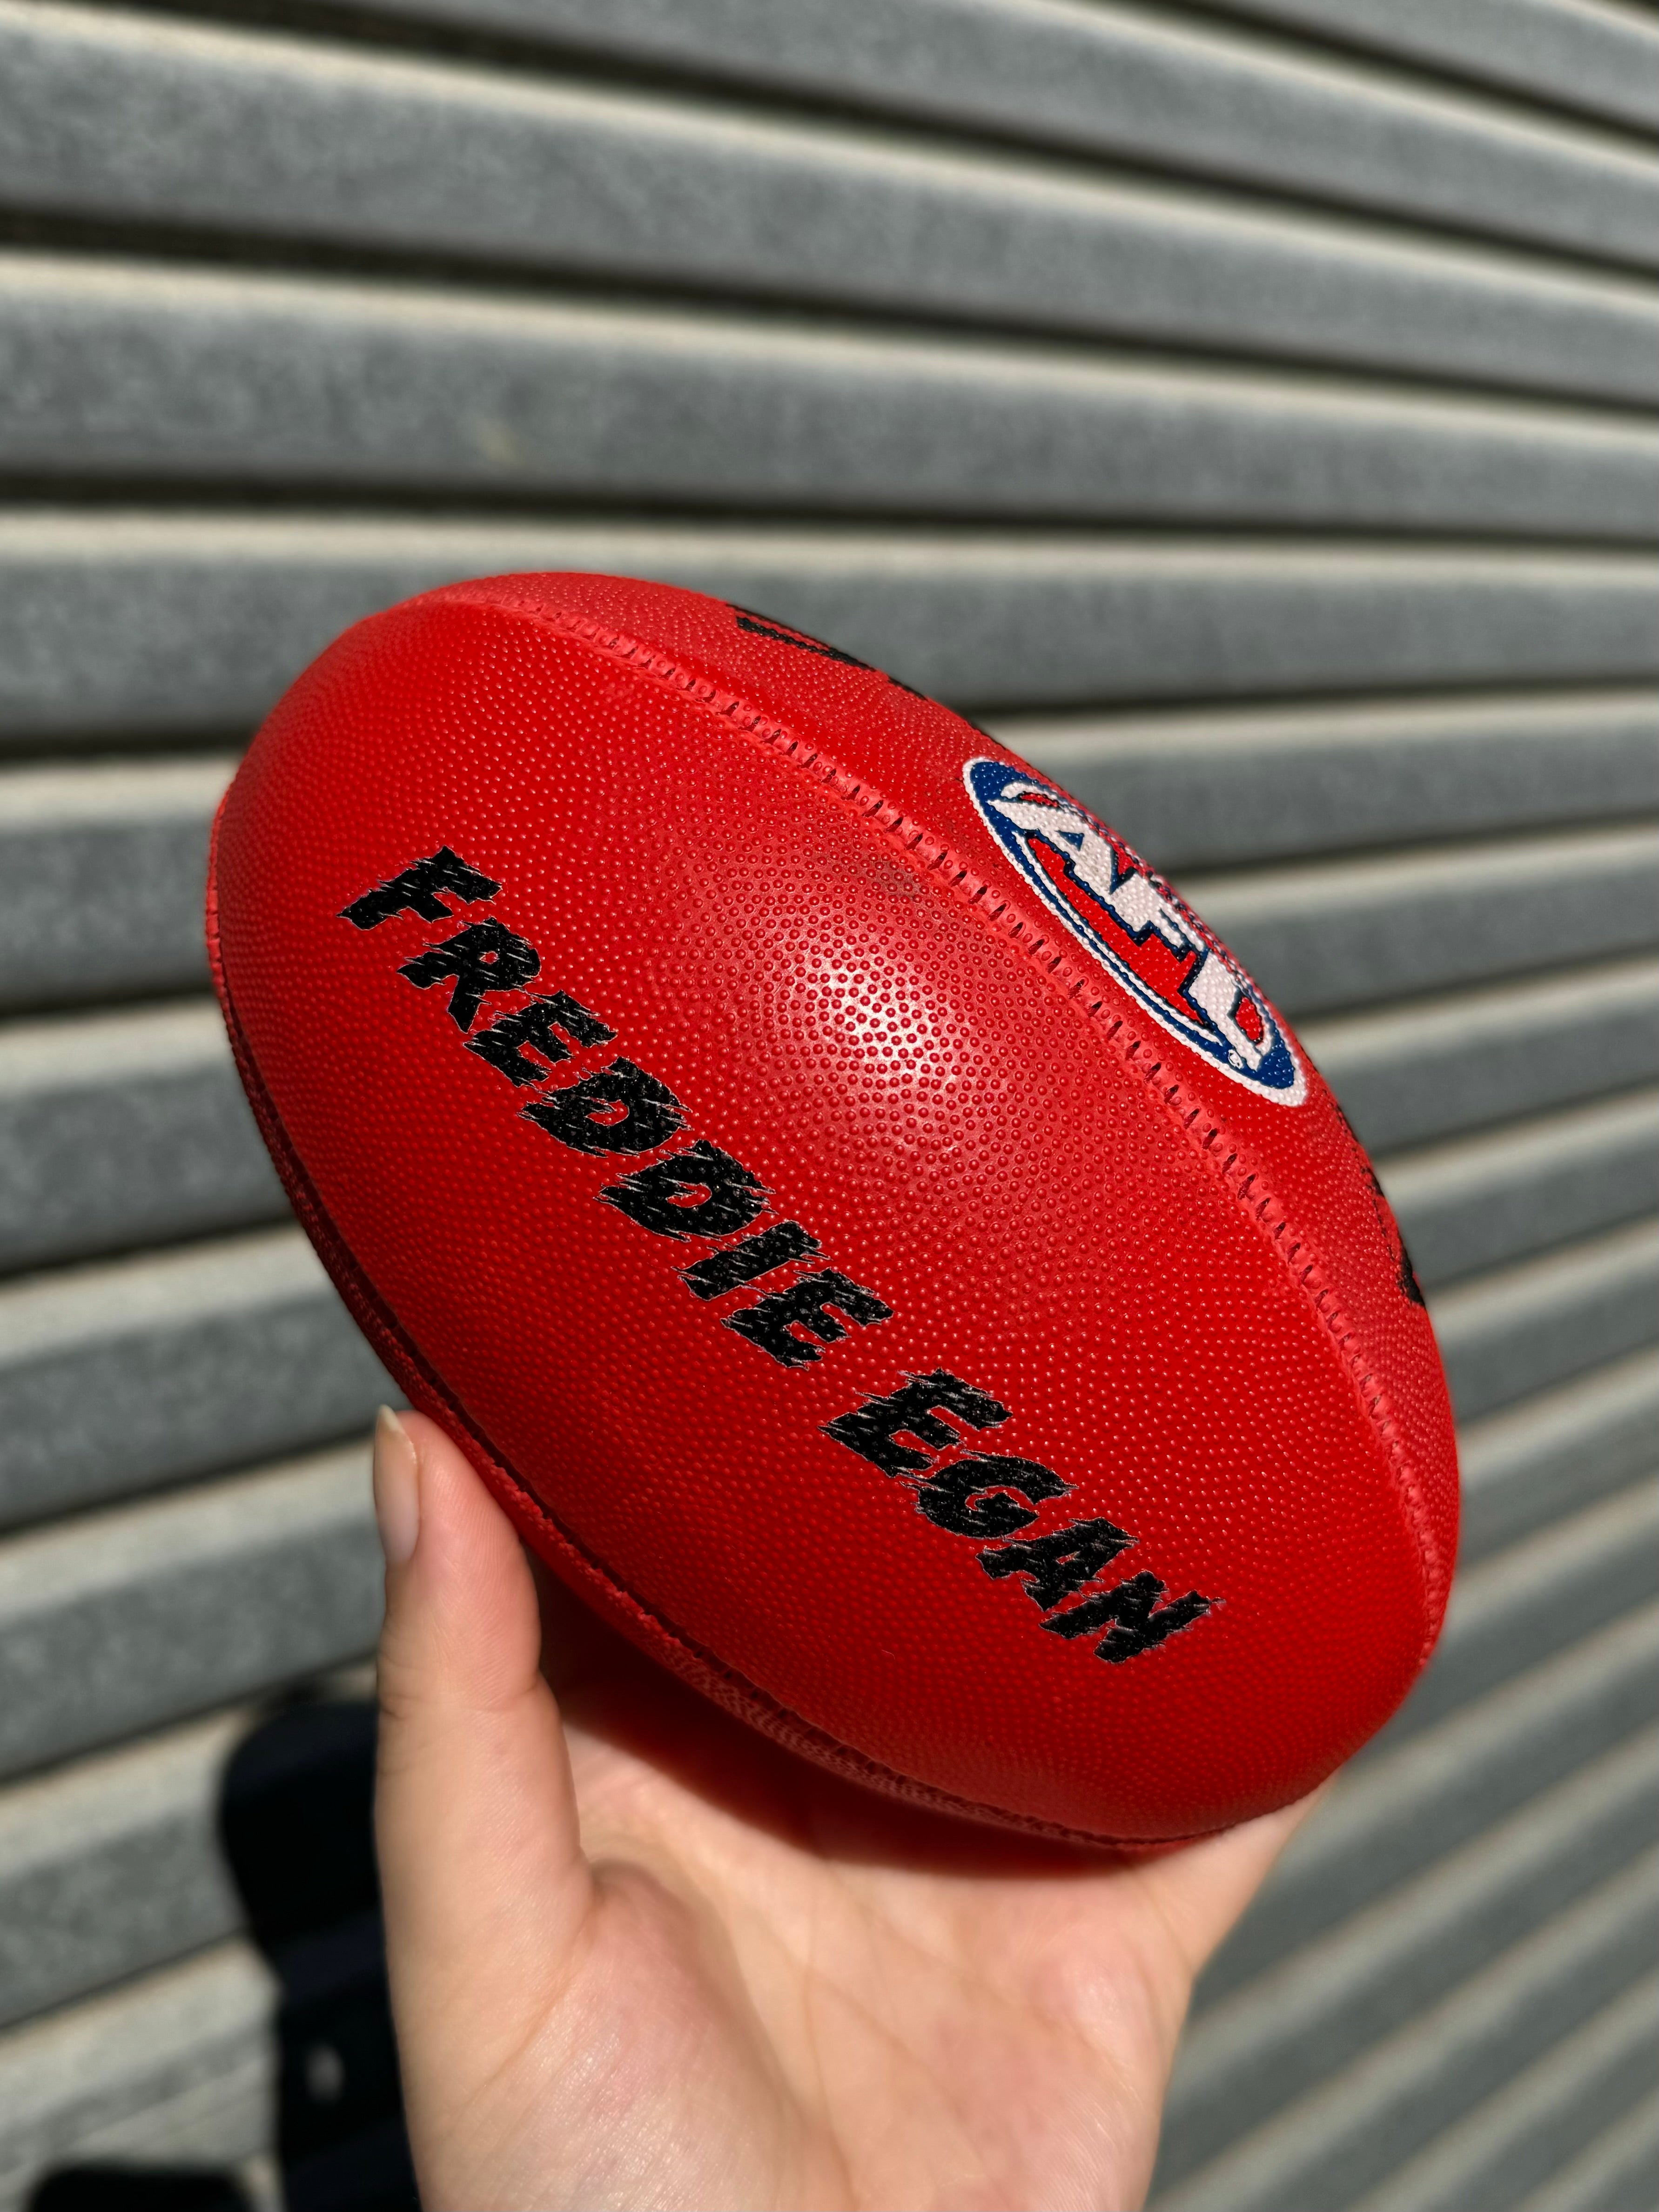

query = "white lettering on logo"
[
  {"left": 966, "top": 759, "right": 1306, "bottom": 1103},
  {"left": 1185, "top": 951, "right": 1268, "bottom": 1072},
  {"left": 990, "top": 789, "right": 1193, "bottom": 953}
]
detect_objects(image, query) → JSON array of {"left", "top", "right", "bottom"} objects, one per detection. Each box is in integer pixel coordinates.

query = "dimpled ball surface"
[{"left": 208, "top": 571, "right": 1458, "bottom": 1846}]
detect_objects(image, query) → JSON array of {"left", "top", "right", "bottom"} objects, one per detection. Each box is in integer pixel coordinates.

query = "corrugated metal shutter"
[{"left": 1, "top": 0, "right": 1655, "bottom": 2202}]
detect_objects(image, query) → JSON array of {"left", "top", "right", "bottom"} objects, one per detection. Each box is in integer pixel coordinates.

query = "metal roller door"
[{"left": 1, "top": 1, "right": 1655, "bottom": 2202}]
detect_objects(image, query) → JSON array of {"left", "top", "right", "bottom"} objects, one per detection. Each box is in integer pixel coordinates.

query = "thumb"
[{"left": 371, "top": 1407, "right": 595, "bottom": 2112}]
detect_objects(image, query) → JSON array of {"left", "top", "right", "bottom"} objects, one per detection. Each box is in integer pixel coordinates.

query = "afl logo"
[{"left": 965, "top": 759, "right": 1305, "bottom": 1105}]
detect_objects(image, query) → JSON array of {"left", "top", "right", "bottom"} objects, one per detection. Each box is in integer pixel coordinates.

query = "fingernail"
[{"left": 373, "top": 1405, "right": 420, "bottom": 1565}]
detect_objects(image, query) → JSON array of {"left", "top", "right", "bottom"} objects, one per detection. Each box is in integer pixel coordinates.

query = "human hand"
[{"left": 371, "top": 1406, "right": 1309, "bottom": 2212}]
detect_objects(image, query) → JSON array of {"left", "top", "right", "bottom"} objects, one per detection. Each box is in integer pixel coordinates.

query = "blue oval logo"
[{"left": 965, "top": 758, "right": 1304, "bottom": 1105}]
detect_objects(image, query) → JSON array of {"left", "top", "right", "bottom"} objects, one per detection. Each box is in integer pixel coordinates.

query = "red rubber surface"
[{"left": 208, "top": 572, "right": 1458, "bottom": 1845}]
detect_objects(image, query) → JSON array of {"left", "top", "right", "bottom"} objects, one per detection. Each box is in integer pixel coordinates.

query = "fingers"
[
  {"left": 372, "top": 1408, "right": 596, "bottom": 2111},
  {"left": 1129, "top": 1793, "right": 1323, "bottom": 1986}
]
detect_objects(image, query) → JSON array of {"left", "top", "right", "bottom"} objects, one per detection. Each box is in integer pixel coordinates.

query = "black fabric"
[
  {"left": 1044, "top": 1572, "right": 1213, "bottom": 1662},
  {"left": 914, "top": 1453, "right": 1072, "bottom": 1539},
  {"left": 397, "top": 919, "right": 540, "bottom": 1030},
  {"left": 340, "top": 847, "right": 498, "bottom": 929},
  {"left": 724, "top": 1270, "right": 893, "bottom": 1365},
  {"left": 822, "top": 1371, "right": 1012, "bottom": 1474},
  {"left": 522, "top": 1058, "right": 685, "bottom": 1155},
  {"left": 978, "top": 1518, "right": 1135, "bottom": 1612},
  {"left": 598, "top": 1140, "right": 767, "bottom": 1237},
  {"left": 465, "top": 992, "right": 615, "bottom": 1085},
  {"left": 680, "top": 1220, "right": 819, "bottom": 1296}
]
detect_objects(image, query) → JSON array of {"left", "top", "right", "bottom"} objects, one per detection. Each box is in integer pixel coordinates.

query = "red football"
[{"left": 208, "top": 571, "right": 1458, "bottom": 1846}]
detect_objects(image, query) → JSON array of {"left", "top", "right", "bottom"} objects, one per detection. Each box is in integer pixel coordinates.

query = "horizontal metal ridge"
[
  {"left": 0, "top": 1227, "right": 389, "bottom": 1529},
  {"left": 332, "top": 0, "right": 1659, "bottom": 267},
  {"left": 0, "top": 1706, "right": 245, "bottom": 2033},
  {"left": 1005, "top": 686, "right": 1659, "bottom": 871},
  {"left": 1457, "top": 1346, "right": 1659, "bottom": 1562},
  {"left": 1203, "top": 0, "right": 1659, "bottom": 139},
  {"left": 5, "top": 515, "right": 1658, "bottom": 738},
  {"left": 12, "top": 753, "right": 1654, "bottom": 1023},
  {"left": 0, "top": 756, "right": 234, "bottom": 1011},
  {"left": 1377, "top": 1086, "right": 1659, "bottom": 1290},
  {"left": 2, "top": 967, "right": 1650, "bottom": 1278},
  {"left": 0, "top": 1002, "right": 276, "bottom": 1274},
  {"left": 0, "top": 1665, "right": 372, "bottom": 2044},
  {"left": 1183, "top": 821, "right": 1659, "bottom": 1017},
  {"left": 1204, "top": 1599, "right": 1659, "bottom": 1997},
  {"left": 0, "top": 757, "right": 233, "bottom": 828},
  {"left": 5, "top": 7, "right": 1659, "bottom": 404},
  {"left": 6, "top": 746, "right": 1657, "bottom": 1017},
  {"left": 2, "top": 966, "right": 1649, "bottom": 1286},
  {"left": 9, "top": 254, "right": 1659, "bottom": 534},
  {"left": 1343, "top": 1968, "right": 1659, "bottom": 2212},
  {"left": 0, "top": 1430, "right": 1649, "bottom": 2108},
  {"left": 1429, "top": 1213, "right": 1659, "bottom": 1419},
  {"left": 0, "top": 1093, "right": 1645, "bottom": 1524},
  {"left": 0, "top": 1939, "right": 273, "bottom": 2204},
  {"left": 0, "top": 999, "right": 229, "bottom": 1096},
  {"left": 1157, "top": 1730, "right": 1659, "bottom": 2187},
  {"left": 1385, "top": 1472, "right": 1659, "bottom": 1741},
  {"left": 1513, "top": 2081, "right": 1659, "bottom": 2212},
  {"left": 1150, "top": 1849, "right": 1659, "bottom": 2210},
  {"left": 0, "top": 1224, "right": 321, "bottom": 1369},
  {"left": 1299, "top": 954, "right": 1659, "bottom": 1152},
  {"left": 0, "top": 1106, "right": 1654, "bottom": 1522},
  {"left": 0, "top": 1444, "right": 379, "bottom": 1781}
]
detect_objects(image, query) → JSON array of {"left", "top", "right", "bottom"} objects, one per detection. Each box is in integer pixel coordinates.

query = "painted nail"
[{"left": 372, "top": 1405, "right": 420, "bottom": 1565}]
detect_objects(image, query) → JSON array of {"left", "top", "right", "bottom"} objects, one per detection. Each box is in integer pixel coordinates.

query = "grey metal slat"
[
  {"left": 12, "top": 762, "right": 1657, "bottom": 1043},
  {"left": 1184, "top": 823, "right": 1659, "bottom": 1017},
  {"left": 0, "top": 1117, "right": 1640, "bottom": 1537},
  {"left": 1157, "top": 1733, "right": 1659, "bottom": 2190},
  {"left": 0, "top": 1446, "right": 379, "bottom": 1780},
  {"left": 1377, "top": 1087, "right": 1659, "bottom": 1288},
  {"left": 0, "top": 1708, "right": 243, "bottom": 2033},
  {"left": 0, "top": 1081, "right": 1644, "bottom": 1533},
  {"left": 3, "top": 1441, "right": 1650, "bottom": 2133},
  {"left": 0, "top": 1942, "right": 273, "bottom": 2210},
  {"left": 0, "top": 0, "right": 1651, "bottom": 2199},
  {"left": 1458, "top": 1347, "right": 1659, "bottom": 1562},
  {"left": 1514, "top": 2085, "right": 1659, "bottom": 2212},
  {"left": 1301, "top": 955, "right": 1659, "bottom": 1153},
  {"left": 6, "top": 517, "right": 1658, "bottom": 740},
  {"left": 9, "top": 713, "right": 1657, "bottom": 1050},
  {"left": 0, "top": 1103, "right": 1642, "bottom": 1530},
  {"left": 12, "top": 255, "right": 1659, "bottom": 536},
  {"left": 1385, "top": 1474, "right": 1659, "bottom": 1741},
  {"left": 0, "top": 1229, "right": 389, "bottom": 1530},
  {"left": 7, "top": 5, "right": 1659, "bottom": 405},
  {"left": 0, "top": 1459, "right": 1654, "bottom": 2185},
  {"left": 0, "top": 759, "right": 232, "bottom": 1013},
  {"left": 0, "top": 1665, "right": 371, "bottom": 2041},
  {"left": 0, "top": 1004, "right": 279, "bottom": 1274},
  {"left": 1001, "top": 686, "right": 1659, "bottom": 872},
  {"left": 10, "top": 753, "right": 1659, "bottom": 1038},
  {"left": 340, "top": 0, "right": 1659, "bottom": 266},
  {"left": 1149, "top": 1849, "right": 1659, "bottom": 2211},
  {"left": 1204, "top": 1599, "right": 1659, "bottom": 1998},
  {"left": 1344, "top": 1970, "right": 1659, "bottom": 2212},
  {"left": 2, "top": 978, "right": 1646, "bottom": 1288},
  {"left": 1203, "top": 0, "right": 1659, "bottom": 138},
  {"left": 1430, "top": 1214, "right": 1659, "bottom": 1419}
]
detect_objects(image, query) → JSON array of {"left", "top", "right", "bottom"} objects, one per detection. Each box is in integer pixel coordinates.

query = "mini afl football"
[{"left": 208, "top": 571, "right": 1458, "bottom": 1846}]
